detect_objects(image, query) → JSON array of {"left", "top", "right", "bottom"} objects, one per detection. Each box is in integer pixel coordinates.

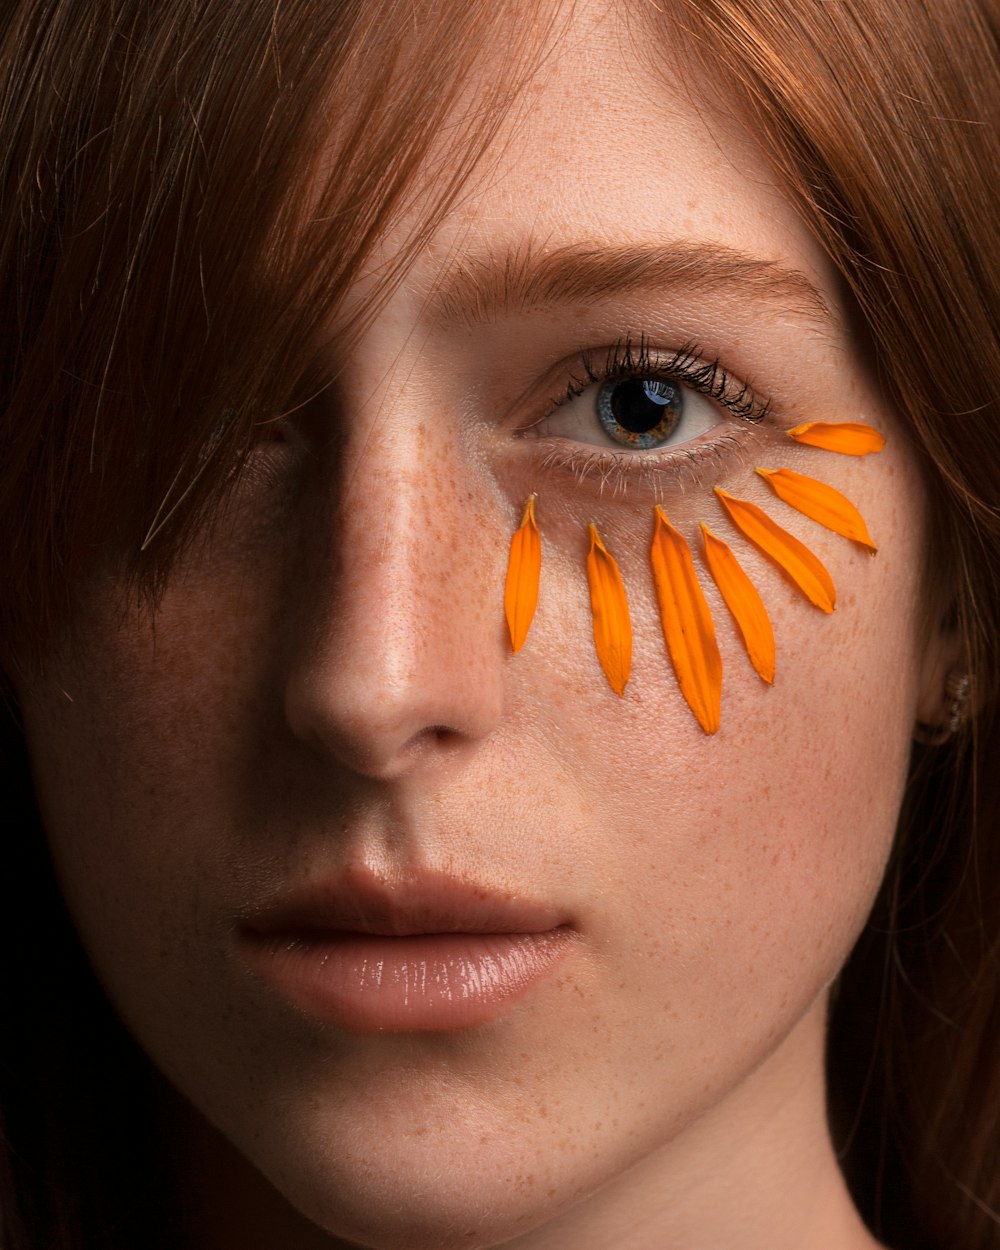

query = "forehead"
[{"left": 337, "top": 0, "right": 839, "bottom": 349}]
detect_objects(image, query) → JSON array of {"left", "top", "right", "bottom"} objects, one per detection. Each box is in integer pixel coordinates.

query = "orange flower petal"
[
  {"left": 586, "top": 523, "right": 632, "bottom": 696},
  {"left": 700, "top": 523, "right": 775, "bottom": 685},
  {"left": 785, "top": 421, "right": 886, "bottom": 456},
  {"left": 715, "top": 488, "right": 836, "bottom": 613},
  {"left": 756, "top": 467, "right": 877, "bottom": 553},
  {"left": 651, "top": 509, "right": 722, "bottom": 733},
  {"left": 504, "top": 495, "right": 541, "bottom": 652}
]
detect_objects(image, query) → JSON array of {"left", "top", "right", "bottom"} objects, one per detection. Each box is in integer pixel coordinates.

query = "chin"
[{"left": 268, "top": 1167, "right": 566, "bottom": 1250}]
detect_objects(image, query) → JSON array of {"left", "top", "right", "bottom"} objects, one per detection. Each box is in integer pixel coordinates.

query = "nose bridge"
[
  {"left": 338, "top": 406, "right": 474, "bottom": 672},
  {"left": 283, "top": 352, "right": 505, "bottom": 779}
]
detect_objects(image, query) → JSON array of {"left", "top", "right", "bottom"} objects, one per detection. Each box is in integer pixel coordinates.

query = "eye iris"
[{"left": 597, "top": 377, "right": 683, "bottom": 448}]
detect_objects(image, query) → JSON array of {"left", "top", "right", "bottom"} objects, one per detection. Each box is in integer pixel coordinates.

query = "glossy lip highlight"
[{"left": 238, "top": 869, "right": 577, "bottom": 1032}]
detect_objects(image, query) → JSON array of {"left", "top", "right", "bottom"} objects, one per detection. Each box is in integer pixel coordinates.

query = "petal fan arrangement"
[
  {"left": 504, "top": 494, "right": 541, "bottom": 652},
  {"left": 503, "top": 421, "right": 885, "bottom": 731},
  {"left": 756, "top": 468, "right": 877, "bottom": 552},
  {"left": 715, "top": 489, "right": 837, "bottom": 613},
  {"left": 650, "top": 508, "right": 723, "bottom": 734},
  {"left": 585, "top": 523, "right": 633, "bottom": 696},
  {"left": 786, "top": 421, "right": 886, "bottom": 456},
  {"left": 700, "top": 524, "right": 775, "bottom": 685}
]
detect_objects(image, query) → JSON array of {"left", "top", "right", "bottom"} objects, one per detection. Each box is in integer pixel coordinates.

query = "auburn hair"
[
  {"left": 1, "top": 1, "right": 998, "bottom": 1247},
  {"left": 662, "top": 4, "right": 1000, "bottom": 1246}
]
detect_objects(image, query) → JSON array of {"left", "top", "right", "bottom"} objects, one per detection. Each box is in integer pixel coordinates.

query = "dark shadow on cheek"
[{"left": 0, "top": 694, "right": 179, "bottom": 1249}]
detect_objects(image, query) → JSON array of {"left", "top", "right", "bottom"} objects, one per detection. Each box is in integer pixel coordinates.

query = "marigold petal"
[
  {"left": 715, "top": 488, "right": 836, "bottom": 613},
  {"left": 651, "top": 509, "right": 722, "bottom": 733},
  {"left": 756, "top": 467, "right": 877, "bottom": 552},
  {"left": 586, "top": 524, "right": 632, "bottom": 696},
  {"left": 700, "top": 524, "right": 775, "bottom": 685},
  {"left": 504, "top": 495, "right": 540, "bottom": 652},
  {"left": 785, "top": 421, "right": 886, "bottom": 456}
]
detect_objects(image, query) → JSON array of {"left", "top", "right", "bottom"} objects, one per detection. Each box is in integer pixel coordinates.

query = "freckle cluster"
[{"left": 503, "top": 421, "right": 885, "bottom": 733}]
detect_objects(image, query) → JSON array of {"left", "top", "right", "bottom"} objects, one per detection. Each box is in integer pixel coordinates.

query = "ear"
[{"left": 914, "top": 603, "right": 969, "bottom": 739}]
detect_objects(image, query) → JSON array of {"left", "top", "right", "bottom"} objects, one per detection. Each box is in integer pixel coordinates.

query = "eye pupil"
[
  {"left": 598, "top": 377, "right": 683, "bottom": 448},
  {"left": 611, "top": 379, "right": 677, "bottom": 432}
]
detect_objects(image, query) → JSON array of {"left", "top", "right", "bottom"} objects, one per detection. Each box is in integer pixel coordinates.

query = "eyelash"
[
  {"left": 564, "top": 336, "right": 770, "bottom": 425},
  {"left": 529, "top": 336, "right": 772, "bottom": 493}
]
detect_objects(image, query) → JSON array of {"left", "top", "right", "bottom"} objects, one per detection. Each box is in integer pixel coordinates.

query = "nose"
[{"left": 281, "top": 403, "right": 507, "bottom": 782}]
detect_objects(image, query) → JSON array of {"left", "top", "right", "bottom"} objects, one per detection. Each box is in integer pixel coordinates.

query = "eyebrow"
[{"left": 426, "top": 240, "right": 834, "bottom": 332}]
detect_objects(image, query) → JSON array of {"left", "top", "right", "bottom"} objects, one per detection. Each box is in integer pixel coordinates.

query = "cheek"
[
  {"left": 19, "top": 587, "right": 270, "bottom": 1045},
  {"left": 520, "top": 468, "right": 923, "bottom": 1038}
]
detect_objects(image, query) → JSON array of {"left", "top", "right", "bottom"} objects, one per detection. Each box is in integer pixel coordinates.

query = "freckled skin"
[{"left": 17, "top": 2, "right": 948, "bottom": 1250}]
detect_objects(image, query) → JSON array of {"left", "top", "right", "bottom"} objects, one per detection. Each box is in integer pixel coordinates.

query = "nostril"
[
  {"left": 418, "top": 725, "right": 467, "bottom": 754},
  {"left": 381, "top": 723, "right": 468, "bottom": 774}
]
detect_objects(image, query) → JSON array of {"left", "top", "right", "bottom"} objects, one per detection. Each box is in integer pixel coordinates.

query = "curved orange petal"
[
  {"left": 651, "top": 509, "right": 722, "bottom": 733},
  {"left": 504, "top": 495, "right": 541, "bottom": 652},
  {"left": 785, "top": 421, "right": 886, "bottom": 456},
  {"left": 586, "top": 524, "right": 632, "bottom": 696},
  {"left": 756, "top": 467, "right": 877, "bottom": 552},
  {"left": 700, "top": 523, "right": 775, "bottom": 684},
  {"left": 715, "top": 488, "right": 836, "bottom": 613}
]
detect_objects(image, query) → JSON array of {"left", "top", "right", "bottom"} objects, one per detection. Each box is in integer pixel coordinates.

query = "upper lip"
[{"left": 240, "top": 867, "right": 566, "bottom": 938}]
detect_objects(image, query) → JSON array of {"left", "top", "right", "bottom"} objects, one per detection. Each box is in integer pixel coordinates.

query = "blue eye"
[
  {"left": 597, "top": 377, "right": 683, "bottom": 449},
  {"left": 538, "top": 365, "right": 717, "bottom": 454},
  {"left": 530, "top": 339, "right": 770, "bottom": 460}
]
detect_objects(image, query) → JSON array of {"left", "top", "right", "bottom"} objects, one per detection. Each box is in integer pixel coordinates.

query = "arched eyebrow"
[{"left": 426, "top": 240, "right": 834, "bottom": 332}]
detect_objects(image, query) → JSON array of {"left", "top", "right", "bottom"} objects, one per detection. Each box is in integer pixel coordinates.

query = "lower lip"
[{"left": 244, "top": 930, "right": 575, "bottom": 1032}]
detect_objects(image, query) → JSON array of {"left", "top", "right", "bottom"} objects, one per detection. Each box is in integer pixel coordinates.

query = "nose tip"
[
  {"left": 280, "top": 475, "right": 509, "bottom": 782},
  {"left": 283, "top": 630, "right": 505, "bottom": 781}
]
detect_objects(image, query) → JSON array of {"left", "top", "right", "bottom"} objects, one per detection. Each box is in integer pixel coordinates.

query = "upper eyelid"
[{"left": 543, "top": 338, "right": 773, "bottom": 427}]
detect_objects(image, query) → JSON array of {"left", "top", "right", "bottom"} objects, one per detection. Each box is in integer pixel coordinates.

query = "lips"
[{"left": 238, "top": 868, "right": 576, "bottom": 1032}]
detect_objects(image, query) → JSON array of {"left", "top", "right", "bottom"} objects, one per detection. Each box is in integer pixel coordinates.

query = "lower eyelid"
[{"left": 532, "top": 427, "right": 756, "bottom": 496}]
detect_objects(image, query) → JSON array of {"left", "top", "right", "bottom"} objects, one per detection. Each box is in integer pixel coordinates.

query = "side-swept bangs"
[{"left": 0, "top": 0, "right": 528, "bottom": 670}]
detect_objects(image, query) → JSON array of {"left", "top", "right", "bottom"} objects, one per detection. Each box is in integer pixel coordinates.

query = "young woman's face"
[{"left": 18, "top": 3, "right": 943, "bottom": 1247}]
